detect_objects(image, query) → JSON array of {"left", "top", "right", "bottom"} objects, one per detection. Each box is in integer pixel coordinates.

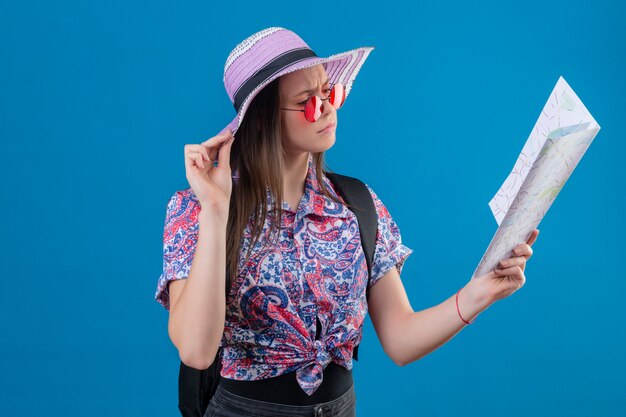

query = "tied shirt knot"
[{"left": 295, "top": 339, "right": 333, "bottom": 396}]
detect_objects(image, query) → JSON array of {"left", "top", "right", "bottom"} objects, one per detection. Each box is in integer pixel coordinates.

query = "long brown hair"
[{"left": 224, "top": 76, "right": 345, "bottom": 299}]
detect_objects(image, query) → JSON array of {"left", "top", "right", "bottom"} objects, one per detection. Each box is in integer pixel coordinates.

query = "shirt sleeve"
[
  {"left": 364, "top": 183, "right": 413, "bottom": 289},
  {"left": 154, "top": 190, "right": 201, "bottom": 311}
]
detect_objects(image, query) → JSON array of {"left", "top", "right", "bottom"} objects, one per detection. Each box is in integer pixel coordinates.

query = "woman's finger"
[
  {"left": 208, "top": 146, "right": 220, "bottom": 161},
  {"left": 186, "top": 144, "right": 213, "bottom": 162},
  {"left": 494, "top": 264, "right": 525, "bottom": 279},
  {"left": 513, "top": 243, "right": 533, "bottom": 259},
  {"left": 527, "top": 229, "right": 540, "bottom": 246},
  {"left": 197, "top": 134, "right": 232, "bottom": 162},
  {"left": 217, "top": 136, "right": 234, "bottom": 169},
  {"left": 184, "top": 146, "right": 203, "bottom": 171},
  {"left": 201, "top": 131, "right": 233, "bottom": 148},
  {"left": 184, "top": 147, "right": 195, "bottom": 173},
  {"left": 188, "top": 151, "right": 204, "bottom": 169},
  {"left": 199, "top": 146, "right": 211, "bottom": 162},
  {"left": 498, "top": 256, "right": 527, "bottom": 271},
  {"left": 186, "top": 149, "right": 207, "bottom": 163},
  {"left": 194, "top": 153, "right": 205, "bottom": 169}
]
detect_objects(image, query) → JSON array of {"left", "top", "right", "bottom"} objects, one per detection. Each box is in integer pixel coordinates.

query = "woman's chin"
[{"left": 316, "top": 132, "right": 336, "bottom": 150}]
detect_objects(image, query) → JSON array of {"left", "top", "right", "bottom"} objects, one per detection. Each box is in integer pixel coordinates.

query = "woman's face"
[{"left": 279, "top": 64, "right": 337, "bottom": 157}]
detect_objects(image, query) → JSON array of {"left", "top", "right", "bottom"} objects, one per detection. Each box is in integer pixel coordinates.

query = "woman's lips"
[{"left": 318, "top": 123, "right": 336, "bottom": 133}]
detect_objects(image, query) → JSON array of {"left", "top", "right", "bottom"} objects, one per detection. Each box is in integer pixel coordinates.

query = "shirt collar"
[{"left": 267, "top": 153, "right": 351, "bottom": 220}]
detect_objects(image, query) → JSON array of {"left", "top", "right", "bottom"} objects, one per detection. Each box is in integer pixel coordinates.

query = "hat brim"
[{"left": 219, "top": 46, "right": 375, "bottom": 136}]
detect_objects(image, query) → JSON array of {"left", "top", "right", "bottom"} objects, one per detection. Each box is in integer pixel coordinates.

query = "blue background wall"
[{"left": 1, "top": 0, "right": 624, "bottom": 416}]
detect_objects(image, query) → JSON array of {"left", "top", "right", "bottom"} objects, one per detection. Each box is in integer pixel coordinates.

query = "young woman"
[{"left": 155, "top": 27, "right": 540, "bottom": 417}]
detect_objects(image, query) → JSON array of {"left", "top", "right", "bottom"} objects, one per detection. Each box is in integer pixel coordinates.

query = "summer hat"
[{"left": 218, "top": 26, "right": 375, "bottom": 136}]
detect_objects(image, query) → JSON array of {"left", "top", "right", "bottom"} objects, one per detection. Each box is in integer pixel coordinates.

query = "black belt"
[{"left": 220, "top": 361, "right": 353, "bottom": 406}]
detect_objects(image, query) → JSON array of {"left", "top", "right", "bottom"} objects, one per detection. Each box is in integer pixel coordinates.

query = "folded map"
[{"left": 472, "top": 76, "right": 601, "bottom": 279}]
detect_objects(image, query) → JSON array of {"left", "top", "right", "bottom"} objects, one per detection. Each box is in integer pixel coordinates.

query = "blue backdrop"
[{"left": 1, "top": 1, "right": 624, "bottom": 416}]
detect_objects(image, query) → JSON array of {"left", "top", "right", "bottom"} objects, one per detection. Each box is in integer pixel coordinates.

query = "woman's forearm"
[
  {"left": 168, "top": 209, "right": 228, "bottom": 370},
  {"left": 393, "top": 278, "right": 494, "bottom": 366}
]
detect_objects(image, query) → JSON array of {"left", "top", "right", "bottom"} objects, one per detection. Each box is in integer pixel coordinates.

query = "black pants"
[{"left": 203, "top": 381, "right": 357, "bottom": 417}]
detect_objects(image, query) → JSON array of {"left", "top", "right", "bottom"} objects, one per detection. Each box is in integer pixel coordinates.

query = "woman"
[{"left": 155, "top": 27, "right": 539, "bottom": 417}]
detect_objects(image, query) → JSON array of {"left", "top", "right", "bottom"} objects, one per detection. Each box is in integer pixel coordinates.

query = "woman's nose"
[{"left": 321, "top": 96, "right": 336, "bottom": 116}]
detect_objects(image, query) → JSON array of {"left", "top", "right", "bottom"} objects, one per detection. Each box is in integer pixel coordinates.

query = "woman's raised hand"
[{"left": 184, "top": 129, "right": 235, "bottom": 219}]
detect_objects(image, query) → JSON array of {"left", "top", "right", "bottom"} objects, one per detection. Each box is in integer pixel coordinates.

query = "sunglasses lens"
[
  {"left": 304, "top": 95, "right": 322, "bottom": 122},
  {"left": 329, "top": 83, "right": 346, "bottom": 109}
]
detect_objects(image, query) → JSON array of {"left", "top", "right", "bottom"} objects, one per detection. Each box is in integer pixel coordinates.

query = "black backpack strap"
[
  {"left": 325, "top": 172, "right": 378, "bottom": 362},
  {"left": 178, "top": 345, "right": 222, "bottom": 416}
]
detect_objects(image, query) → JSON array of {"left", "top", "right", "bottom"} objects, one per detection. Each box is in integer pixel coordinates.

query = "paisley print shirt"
[{"left": 155, "top": 153, "right": 413, "bottom": 396}]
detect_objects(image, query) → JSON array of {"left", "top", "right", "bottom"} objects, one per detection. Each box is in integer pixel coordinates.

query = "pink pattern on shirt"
[{"left": 155, "top": 153, "right": 413, "bottom": 395}]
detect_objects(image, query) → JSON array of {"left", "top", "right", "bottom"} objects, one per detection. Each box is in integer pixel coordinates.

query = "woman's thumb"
[{"left": 218, "top": 136, "right": 234, "bottom": 168}]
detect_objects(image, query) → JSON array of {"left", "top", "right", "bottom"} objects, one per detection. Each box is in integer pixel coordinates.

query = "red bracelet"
[{"left": 456, "top": 288, "right": 476, "bottom": 325}]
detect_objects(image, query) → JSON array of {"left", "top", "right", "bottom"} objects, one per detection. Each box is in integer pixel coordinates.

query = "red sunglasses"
[{"left": 280, "top": 82, "right": 346, "bottom": 122}]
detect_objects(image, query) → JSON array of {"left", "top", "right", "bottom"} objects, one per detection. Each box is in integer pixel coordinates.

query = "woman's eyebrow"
[{"left": 295, "top": 78, "right": 330, "bottom": 97}]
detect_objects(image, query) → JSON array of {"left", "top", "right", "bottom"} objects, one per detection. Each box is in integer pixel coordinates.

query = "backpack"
[{"left": 177, "top": 172, "right": 378, "bottom": 417}]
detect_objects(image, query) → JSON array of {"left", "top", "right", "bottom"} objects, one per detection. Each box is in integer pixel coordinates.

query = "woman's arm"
[
  {"left": 167, "top": 210, "right": 227, "bottom": 370},
  {"left": 368, "top": 268, "right": 492, "bottom": 366},
  {"left": 368, "top": 235, "right": 537, "bottom": 367}
]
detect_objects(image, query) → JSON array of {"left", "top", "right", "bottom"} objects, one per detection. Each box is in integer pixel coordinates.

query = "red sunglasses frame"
[{"left": 280, "top": 82, "right": 346, "bottom": 122}]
